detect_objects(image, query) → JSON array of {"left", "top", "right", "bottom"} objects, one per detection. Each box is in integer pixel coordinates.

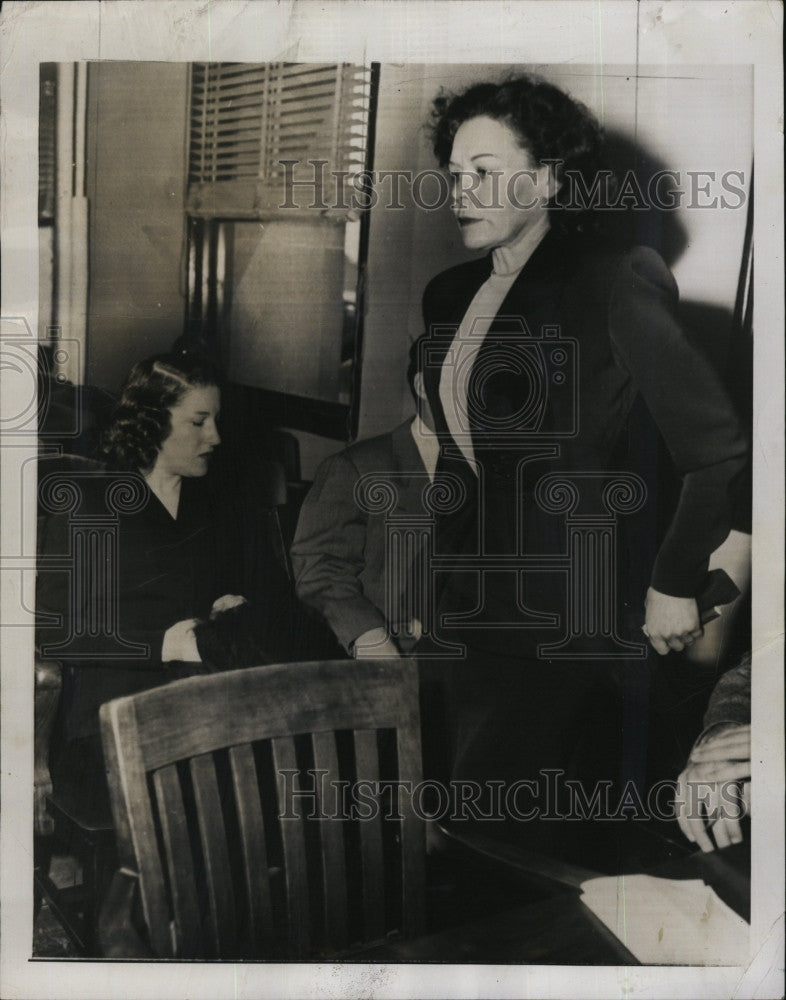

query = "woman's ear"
[{"left": 539, "top": 162, "right": 562, "bottom": 201}]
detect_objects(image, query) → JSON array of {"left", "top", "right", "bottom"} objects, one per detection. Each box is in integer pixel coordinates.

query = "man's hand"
[
  {"left": 210, "top": 594, "right": 248, "bottom": 618},
  {"left": 675, "top": 723, "right": 751, "bottom": 852},
  {"left": 162, "top": 618, "right": 202, "bottom": 663},
  {"left": 352, "top": 627, "right": 401, "bottom": 659},
  {"left": 643, "top": 587, "right": 703, "bottom": 655}
]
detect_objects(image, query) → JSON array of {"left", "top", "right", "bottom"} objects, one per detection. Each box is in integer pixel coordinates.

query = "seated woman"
[{"left": 36, "top": 352, "right": 298, "bottom": 799}]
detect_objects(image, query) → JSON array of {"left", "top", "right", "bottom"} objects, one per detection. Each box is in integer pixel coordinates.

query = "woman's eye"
[{"left": 192, "top": 421, "right": 205, "bottom": 428}]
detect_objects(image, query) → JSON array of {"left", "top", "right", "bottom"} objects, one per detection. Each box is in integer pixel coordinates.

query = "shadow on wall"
[
  {"left": 597, "top": 130, "right": 689, "bottom": 267},
  {"left": 599, "top": 129, "right": 752, "bottom": 429}
]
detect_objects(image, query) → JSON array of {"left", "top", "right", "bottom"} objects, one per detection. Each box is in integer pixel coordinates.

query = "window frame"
[{"left": 184, "top": 62, "right": 379, "bottom": 441}]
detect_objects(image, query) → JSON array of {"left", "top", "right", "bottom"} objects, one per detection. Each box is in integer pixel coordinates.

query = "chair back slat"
[
  {"left": 353, "top": 729, "right": 385, "bottom": 942},
  {"left": 271, "top": 734, "right": 311, "bottom": 958},
  {"left": 311, "top": 729, "right": 349, "bottom": 953},
  {"left": 152, "top": 765, "right": 202, "bottom": 956},
  {"left": 397, "top": 732, "right": 426, "bottom": 939},
  {"left": 228, "top": 743, "right": 275, "bottom": 955},
  {"left": 189, "top": 753, "right": 238, "bottom": 957}
]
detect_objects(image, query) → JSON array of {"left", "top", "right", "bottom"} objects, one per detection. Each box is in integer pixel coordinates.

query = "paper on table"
[{"left": 580, "top": 874, "right": 749, "bottom": 966}]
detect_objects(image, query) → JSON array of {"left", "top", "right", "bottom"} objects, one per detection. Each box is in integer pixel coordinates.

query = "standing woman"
[{"left": 417, "top": 77, "right": 749, "bottom": 805}]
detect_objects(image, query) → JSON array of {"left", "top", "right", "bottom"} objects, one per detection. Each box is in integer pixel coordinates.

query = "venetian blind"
[{"left": 187, "top": 62, "right": 372, "bottom": 216}]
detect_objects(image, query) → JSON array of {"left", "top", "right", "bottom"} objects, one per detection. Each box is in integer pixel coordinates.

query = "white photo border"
[{"left": 1, "top": 2, "right": 783, "bottom": 998}]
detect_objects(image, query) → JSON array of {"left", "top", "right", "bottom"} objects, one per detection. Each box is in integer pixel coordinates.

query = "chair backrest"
[
  {"left": 209, "top": 451, "right": 293, "bottom": 584},
  {"left": 266, "top": 429, "right": 302, "bottom": 485},
  {"left": 249, "top": 456, "right": 288, "bottom": 509},
  {"left": 240, "top": 456, "right": 292, "bottom": 581},
  {"left": 100, "top": 658, "right": 425, "bottom": 959}
]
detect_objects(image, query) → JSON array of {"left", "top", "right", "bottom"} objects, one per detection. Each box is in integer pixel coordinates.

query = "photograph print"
[{"left": 1, "top": 3, "right": 782, "bottom": 999}]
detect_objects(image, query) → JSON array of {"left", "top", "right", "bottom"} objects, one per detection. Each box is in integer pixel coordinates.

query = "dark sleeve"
[
  {"left": 702, "top": 655, "right": 752, "bottom": 730},
  {"left": 290, "top": 451, "right": 388, "bottom": 652},
  {"left": 36, "top": 509, "right": 168, "bottom": 667},
  {"left": 608, "top": 247, "right": 749, "bottom": 597}
]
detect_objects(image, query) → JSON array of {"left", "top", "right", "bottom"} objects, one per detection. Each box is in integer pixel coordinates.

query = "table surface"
[{"left": 352, "top": 823, "right": 750, "bottom": 965}]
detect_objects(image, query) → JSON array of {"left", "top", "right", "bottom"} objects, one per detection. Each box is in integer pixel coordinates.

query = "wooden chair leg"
[
  {"left": 33, "top": 807, "right": 118, "bottom": 956},
  {"left": 33, "top": 860, "right": 91, "bottom": 955}
]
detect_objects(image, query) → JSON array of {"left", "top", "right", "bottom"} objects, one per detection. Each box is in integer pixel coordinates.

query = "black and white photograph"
[{"left": 1, "top": 2, "right": 783, "bottom": 998}]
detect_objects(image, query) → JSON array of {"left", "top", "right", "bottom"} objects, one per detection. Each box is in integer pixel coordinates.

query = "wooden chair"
[{"left": 98, "top": 658, "right": 426, "bottom": 959}]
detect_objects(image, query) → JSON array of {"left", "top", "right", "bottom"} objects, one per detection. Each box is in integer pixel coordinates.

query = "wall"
[{"left": 86, "top": 62, "right": 189, "bottom": 393}]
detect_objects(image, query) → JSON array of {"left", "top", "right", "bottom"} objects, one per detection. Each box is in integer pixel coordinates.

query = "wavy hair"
[
  {"left": 429, "top": 75, "right": 614, "bottom": 233},
  {"left": 100, "top": 353, "right": 220, "bottom": 472}
]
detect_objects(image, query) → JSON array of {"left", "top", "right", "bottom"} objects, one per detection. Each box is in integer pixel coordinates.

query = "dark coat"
[
  {"left": 420, "top": 229, "right": 748, "bottom": 658},
  {"left": 36, "top": 465, "right": 299, "bottom": 738}
]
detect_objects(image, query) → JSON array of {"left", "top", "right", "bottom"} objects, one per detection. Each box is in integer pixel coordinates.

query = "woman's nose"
[
  {"left": 452, "top": 173, "right": 476, "bottom": 213},
  {"left": 452, "top": 178, "right": 466, "bottom": 212},
  {"left": 206, "top": 423, "right": 221, "bottom": 446}
]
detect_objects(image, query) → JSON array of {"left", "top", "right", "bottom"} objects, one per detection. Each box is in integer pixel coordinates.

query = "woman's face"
[
  {"left": 152, "top": 385, "right": 221, "bottom": 478},
  {"left": 448, "top": 115, "right": 554, "bottom": 252}
]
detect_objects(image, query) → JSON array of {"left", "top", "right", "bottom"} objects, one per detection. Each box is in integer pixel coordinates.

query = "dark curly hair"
[
  {"left": 430, "top": 75, "right": 614, "bottom": 232},
  {"left": 100, "top": 352, "right": 221, "bottom": 472}
]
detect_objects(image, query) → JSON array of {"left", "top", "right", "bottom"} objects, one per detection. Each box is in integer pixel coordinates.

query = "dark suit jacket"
[
  {"left": 36, "top": 464, "right": 298, "bottom": 738},
  {"left": 290, "top": 419, "right": 431, "bottom": 651},
  {"left": 420, "top": 229, "right": 748, "bottom": 656},
  {"left": 36, "top": 474, "right": 228, "bottom": 737}
]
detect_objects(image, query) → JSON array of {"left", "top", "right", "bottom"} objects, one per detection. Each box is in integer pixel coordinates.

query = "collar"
[{"left": 491, "top": 215, "right": 551, "bottom": 277}]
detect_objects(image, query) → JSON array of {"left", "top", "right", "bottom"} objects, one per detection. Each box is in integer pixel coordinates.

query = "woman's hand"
[
  {"left": 643, "top": 587, "right": 702, "bottom": 655},
  {"left": 162, "top": 618, "right": 202, "bottom": 662},
  {"left": 210, "top": 594, "right": 248, "bottom": 618}
]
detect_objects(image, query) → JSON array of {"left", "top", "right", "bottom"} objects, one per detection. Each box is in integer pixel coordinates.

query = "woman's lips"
[{"left": 458, "top": 217, "right": 482, "bottom": 226}]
